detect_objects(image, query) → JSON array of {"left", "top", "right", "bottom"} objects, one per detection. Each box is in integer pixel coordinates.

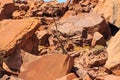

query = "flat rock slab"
[
  {"left": 0, "top": 18, "right": 40, "bottom": 52},
  {"left": 51, "top": 13, "right": 111, "bottom": 39},
  {"left": 19, "top": 53, "right": 74, "bottom": 80},
  {"left": 105, "top": 30, "right": 120, "bottom": 75}
]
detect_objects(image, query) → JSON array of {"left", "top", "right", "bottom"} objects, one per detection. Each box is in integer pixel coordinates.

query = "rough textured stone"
[
  {"left": 5, "top": 49, "right": 41, "bottom": 72},
  {"left": 20, "top": 49, "right": 41, "bottom": 72},
  {"left": 60, "top": 10, "right": 76, "bottom": 20},
  {"left": 56, "top": 73, "right": 77, "bottom": 80},
  {"left": 91, "top": 32, "right": 106, "bottom": 46},
  {"left": 36, "top": 30, "right": 50, "bottom": 46},
  {"left": 19, "top": 54, "right": 74, "bottom": 80},
  {"left": 51, "top": 13, "right": 111, "bottom": 40},
  {"left": 0, "top": 18, "right": 40, "bottom": 54},
  {"left": 105, "top": 30, "right": 120, "bottom": 75},
  {"left": 93, "top": 0, "right": 120, "bottom": 28},
  {"left": 104, "top": 75, "right": 120, "bottom": 80}
]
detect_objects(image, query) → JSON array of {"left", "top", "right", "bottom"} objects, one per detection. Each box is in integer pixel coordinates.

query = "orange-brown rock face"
[
  {"left": 56, "top": 73, "right": 77, "bottom": 80},
  {"left": 51, "top": 13, "right": 111, "bottom": 46},
  {"left": 105, "top": 30, "right": 120, "bottom": 75},
  {"left": 19, "top": 54, "right": 74, "bottom": 80},
  {"left": 93, "top": 0, "right": 120, "bottom": 28},
  {"left": 52, "top": 13, "right": 111, "bottom": 38},
  {"left": 0, "top": 18, "right": 41, "bottom": 53},
  {"left": 104, "top": 75, "right": 120, "bottom": 80}
]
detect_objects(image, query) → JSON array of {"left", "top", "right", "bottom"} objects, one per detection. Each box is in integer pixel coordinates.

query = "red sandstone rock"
[
  {"left": 91, "top": 32, "right": 106, "bottom": 46},
  {"left": 105, "top": 30, "right": 120, "bottom": 75},
  {"left": 104, "top": 75, "right": 120, "bottom": 80},
  {"left": 19, "top": 54, "right": 74, "bottom": 80},
  {"left": 51, "top": 13, "right": 111, "bottom": 39},
  {"left": 56, "top": 73, "right": 77, "bottom": 80},
  {"left": 0, "top": 18, "right": 41, "bottom": 53}
]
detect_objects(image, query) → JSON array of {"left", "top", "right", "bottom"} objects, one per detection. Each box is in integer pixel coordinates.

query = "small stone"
[
  {"left": 36, "top": 30, "right": 51, "bottom": 46},
  {"left": 91, "top": 32, "right": 106, "bottom": 46}
]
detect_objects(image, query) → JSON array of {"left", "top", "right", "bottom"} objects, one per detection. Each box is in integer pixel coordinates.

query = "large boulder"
[
  {"left": 93, "top": 0, "right": 120, "bottom": 28},
  {"left": 0, "top": 0, "right": 16, "bottom": 20},
  {"left": 51, "top": 13, "right": 111, "bottom": 39},
  {"left": 19, "top": 53, "right": 74, "bottom": 80},
  {"left": 0, "top": 18, "right": 41, "bottom": 54},
  {"left": 51, "top": 13, "right": 111, "bottom": 46},
  {"left": 105, "top": 30, "right": 120, "bottom": 75}
]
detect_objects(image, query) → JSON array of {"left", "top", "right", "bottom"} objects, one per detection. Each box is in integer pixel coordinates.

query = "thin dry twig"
[{"left": 52, "top": 16, "right": 67, "bottom": 54}]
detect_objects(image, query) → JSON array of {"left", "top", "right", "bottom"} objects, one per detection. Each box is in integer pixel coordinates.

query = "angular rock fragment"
[
  {"left": 36, "top": 30, "right": 51, "bottom": 46},
  {"left": 0, "top": 18, "right": 41, "bottom": 54},
  {"left": 91, "top": 32, "right": 106, "bottom": 46},
  {"left": 19, "top": 54, "right": 74, "bottom": 80},
  {"left": 51, "top": 13, "right": 111, "bottom": 46}
]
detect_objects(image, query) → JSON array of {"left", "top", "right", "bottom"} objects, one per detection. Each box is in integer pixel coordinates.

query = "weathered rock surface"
[
  {"left": 19, "top": 54, "right": 74, "bottom": 80},
  {"left": 0, "top": 18, "right": 41, "bottom": 54},
  {"left": 91, "top": 32, "right": 106, "bottom": 46},
  {"left": 105, "top": 30, "right": 120, "bottom": 75},
  {"left": 12, "top": 1, "right": 63, "bottom": 19},
  {"left": 5, "top": 49, "right": 41, "bottom": 72},
  {"left": 51, "top": 13, "right": 111, "bottom": 47},
  {"left": 0, "top": 0, "right": 118, "bottom": 79},
  {"left": 70, "top": 0, "right": 98, "bottom": 13},
  {"left": 51, "top": 13, "right": 111, "bottom": 39},
  {"left": 56, "top": 73, "right": 77, "bottom": 80},
  {"left": 0, "top": 0, "right": 16, "bottom": 20},
  {"left": 20, "top": 49, "right": 41, "bottom": 72},
  {"left": 104, "top": 75, "right": 120, "bottom": 80},
  {"left": 93, "top": 0, "right": 120, "bottom": 28}
]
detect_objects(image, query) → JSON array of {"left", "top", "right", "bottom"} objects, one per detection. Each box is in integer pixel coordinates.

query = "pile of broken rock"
[{"left": 0, "top": 0, "right": 120, "bottom": 80}]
